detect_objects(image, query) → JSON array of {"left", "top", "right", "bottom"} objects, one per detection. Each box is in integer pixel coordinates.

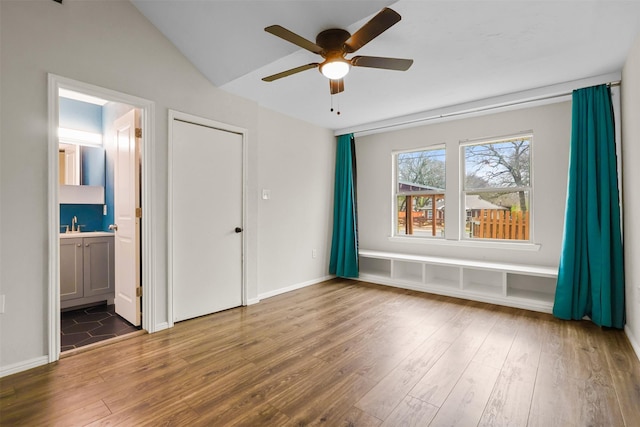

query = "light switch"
[{"left": 262, "top": 189, "right": 271, "bottom": 200}]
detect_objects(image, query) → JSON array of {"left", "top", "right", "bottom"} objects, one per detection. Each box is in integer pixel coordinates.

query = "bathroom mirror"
[{"left": 59, "top": 143, "right": 105, "bottom": 186}]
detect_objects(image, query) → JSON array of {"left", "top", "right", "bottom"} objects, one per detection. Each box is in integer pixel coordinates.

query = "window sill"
[{"left": 388, "top": 236, "right": 541, "bottom": 251}]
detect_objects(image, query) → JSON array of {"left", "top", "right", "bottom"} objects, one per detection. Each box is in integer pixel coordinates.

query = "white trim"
[
  {"left": 337, "top": 72, "right": 621, "bottom": 137},
  {"left": 359, "top": 249, "right": 555, "bottom": 275},
  {"left": 59, "top": 88, "right": 109, "bottom": 106},
  {"left": 258, "top": 275, "right": 336, "bottom": 300},
  {"left": 392, "top": 143, "right": 447, "bottom": 156},
  {"left": 0, "top": 356, "right": 49, "bottom": 378},
  {"left": 167, "top": 110, "right": 249, "bottom": 328},
  {"left": 460, "top": 132, "right": 534, "bottom": 243},
  {"left": 392, "top": 145, "right": 447, "bottom": 239},
  {"left": 58, "top": 128, "right": 103, "bottom": 146},
  {"left": 387, "top": 235, "right": 541, "bottom": 251},
  {"left": 47, "top": 74, "right": 156, "bottom": 365},
  {"left": 625, "top": 325, "right": 640, "bottom": 362},
  {"left": 47, "top": 77, "right": 61, "bottom": 362},
  {"left": 153, "top": 322, "right": 170, "bottom": 333}
]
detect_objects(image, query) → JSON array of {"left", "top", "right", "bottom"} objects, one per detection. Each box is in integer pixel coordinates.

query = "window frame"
[
  {"left": 460, "top": 133, "right": 534, "bottom": 242},
  {"left": 392, "top": 144, "right": 446, "bottom": 239}
]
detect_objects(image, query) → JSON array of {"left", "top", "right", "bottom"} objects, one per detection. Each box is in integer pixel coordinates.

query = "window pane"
[
  {"left": 397, "top": 148, "right": 446, "bottom": 192},
  {"left": 396, "top": 194, "right": 445, "bottom": 237},
  {"left": 464, "top": 137, "right": 530, "bottom": 190},
  {"left": 464, "top": 191, "right": 530, "bottom": 240}
]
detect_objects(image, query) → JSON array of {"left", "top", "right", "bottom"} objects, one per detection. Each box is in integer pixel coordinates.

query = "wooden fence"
[{"left": 472, "top": 209, "right": 529, "bottom": 240}]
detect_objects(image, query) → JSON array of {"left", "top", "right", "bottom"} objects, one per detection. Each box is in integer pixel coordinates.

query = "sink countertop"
[{"left": 60, "top": 231, "right": 114, "bottom": 239}]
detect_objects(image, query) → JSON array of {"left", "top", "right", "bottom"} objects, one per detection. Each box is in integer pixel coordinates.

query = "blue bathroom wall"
[
  {"left": 81, "top": 146, "right": 106, "bottom": 186},
  {"left": 59, "top": 98, "right": 103, "bottom": 132},
  {"left": 60, "top": 204, "right": 106, "bottom": 232}
]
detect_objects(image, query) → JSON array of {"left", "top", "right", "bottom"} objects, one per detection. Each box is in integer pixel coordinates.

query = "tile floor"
[{"left": 61, "top": 304, "right": 140, "bottom": 352}]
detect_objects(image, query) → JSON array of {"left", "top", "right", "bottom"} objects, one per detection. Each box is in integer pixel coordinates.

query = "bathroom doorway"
[{"left": 48, "top": 74, "right": 156, "bottom": 361}]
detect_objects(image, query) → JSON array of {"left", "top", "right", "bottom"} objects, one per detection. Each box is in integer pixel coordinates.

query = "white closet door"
[{"left": 171, "top": 119, "right": 243, "bottom": 322}]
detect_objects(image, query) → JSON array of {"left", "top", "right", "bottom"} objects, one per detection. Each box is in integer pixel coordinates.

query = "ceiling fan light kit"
[
  {"left": 262, "top": 7, "right": 413, "bottom": 96},
  {"left": 320, "top": 60, "right": 350, "bottom": 80}
]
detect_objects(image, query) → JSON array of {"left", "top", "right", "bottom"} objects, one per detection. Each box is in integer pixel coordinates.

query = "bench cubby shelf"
[{"left": 358, "top": 249, "right": 558, "bottom": 313}]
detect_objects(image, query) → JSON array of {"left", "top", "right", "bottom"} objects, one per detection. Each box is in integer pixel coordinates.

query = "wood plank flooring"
[{"left": 2, "top": 279, "right": 639, "bottom": 426}]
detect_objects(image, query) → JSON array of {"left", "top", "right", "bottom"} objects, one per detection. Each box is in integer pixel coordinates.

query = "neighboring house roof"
[
  {"left": 417, "top": 194, "right": 507, "bottom": 211},
  {"left": 398, "top": 180, "right": 445, "bottom": 192},
  {"left": 464, "top": 194, "right": 508, "bottom": 211},
  {"left": 400, "top": 182, "right": 508, "bottom": 211}
]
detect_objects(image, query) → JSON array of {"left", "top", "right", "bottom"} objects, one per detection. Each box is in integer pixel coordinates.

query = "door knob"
[
  {"left": 109, "top": 224, "right": 118, "bottom": 231},
  {"left": 235, "top": 227, "right": 243, "bottom": 233}
]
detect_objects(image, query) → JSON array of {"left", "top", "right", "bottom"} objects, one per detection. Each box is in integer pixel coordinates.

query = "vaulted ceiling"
[{"left": 131, "top": 0, "right": 640, "bottom": 131}]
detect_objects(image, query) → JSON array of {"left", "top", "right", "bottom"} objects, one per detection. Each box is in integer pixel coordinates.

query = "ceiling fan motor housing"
[{"left": 316, "top": 29, "right": 351, "bottom": 56}]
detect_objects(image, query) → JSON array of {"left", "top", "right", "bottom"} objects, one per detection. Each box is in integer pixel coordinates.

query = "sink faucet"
[{"left": 71, "top": 216, "right": 78, "bottom": 232}]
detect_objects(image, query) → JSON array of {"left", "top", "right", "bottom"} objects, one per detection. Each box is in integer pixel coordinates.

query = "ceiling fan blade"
[
  {"left": 262, "top": 63, "right": 319, "bottom": 82},
  {"left": 265, "top": 25, "right": 323, "bottom": 54},
  {"left": 351, "top": 56, "right": 413, "bottom": 71},
  {"left": 330, "top": 79, "right": 344, "bottom": 95},
  {"left": 344, "top": 8, "right": 401, "bottom": 53}
]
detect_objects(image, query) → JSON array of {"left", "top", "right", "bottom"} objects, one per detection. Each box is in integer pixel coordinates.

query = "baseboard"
[
  {"left": 258, "top": 275, "right": 335, "bottom": 301},
  {"left": 624, "top": 325, "right": 640, "bottom": 362},
  {"left": 246, "top": 298, "right": 261, "bottom": 305},
  {"left": 0, "top": 356, "right": 49, "bottom": 378}
]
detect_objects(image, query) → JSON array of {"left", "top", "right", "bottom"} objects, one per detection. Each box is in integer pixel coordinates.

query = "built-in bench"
[{"left": 358, "top": 249, "right": 558, "bottom": 313}]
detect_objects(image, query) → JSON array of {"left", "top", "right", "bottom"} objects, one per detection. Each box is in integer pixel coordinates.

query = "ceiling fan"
[{"left": 262, "top": 7, "right": 413, "bottom": 95}]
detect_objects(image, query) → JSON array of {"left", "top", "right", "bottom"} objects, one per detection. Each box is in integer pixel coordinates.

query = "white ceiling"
[{"left": 131, "top": 0, "right": 640, "bottom": 131}]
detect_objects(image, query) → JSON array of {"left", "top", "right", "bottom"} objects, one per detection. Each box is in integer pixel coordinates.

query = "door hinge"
[
  {"left": 136, "top": 207, "right": 142, "bottom": 218},
  {"left": 136, "top": 287, "right": 143, "bottom": 298},
  {"left": 135, "top": 128, "right": 142, "bottom": 138}
]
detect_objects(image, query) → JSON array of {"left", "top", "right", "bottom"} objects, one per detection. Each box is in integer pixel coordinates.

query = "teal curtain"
[
  {"left": 329, "top": 134, "right": 359, "bottom": 278},
  {"left": 553, "top": 84, "right": 625, "bottom": 329}
]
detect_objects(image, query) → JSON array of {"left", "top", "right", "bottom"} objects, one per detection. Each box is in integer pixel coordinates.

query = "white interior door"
[
  {"left": 171, "top": 119, "right": 243, "bottom": 322},
  {"left": 113, "top": 109, "right": 141, "bottom": 326}
]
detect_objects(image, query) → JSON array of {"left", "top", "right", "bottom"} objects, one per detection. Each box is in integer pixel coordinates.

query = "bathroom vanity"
[{"left": 60, "top": 232, "right": 114, "bottom": 309}]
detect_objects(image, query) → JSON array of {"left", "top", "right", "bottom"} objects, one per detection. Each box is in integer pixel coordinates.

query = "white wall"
[
  {"left": 257, "top": 109, "right": 335, "bottom": 298},
  {"left": 355, "top": 101, "right": 572, "bottom": 267},
  {"left": 622, "top": 33, "right": 640, "bottom": 359},
  {"left": 0, "top": 0, "right": 334, "bottom": 373}
]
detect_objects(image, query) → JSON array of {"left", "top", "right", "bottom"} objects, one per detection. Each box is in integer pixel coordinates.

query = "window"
[
  {"left": 394, "top": 146, "right": 446, "bottom": 237},
  {"left": 462, "top": 135, "right": 531, "bottom": 241}
]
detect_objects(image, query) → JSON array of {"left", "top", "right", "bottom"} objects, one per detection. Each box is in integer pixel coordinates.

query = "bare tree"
[
  {"left": 398, "top": 150, "right": 445, "bottom": 189},
  {"left": 464, "top": 139, "right": 530, "bottom": 212},
  {"left": 397, "top": 149, "right": 445, "bottom": 212}
]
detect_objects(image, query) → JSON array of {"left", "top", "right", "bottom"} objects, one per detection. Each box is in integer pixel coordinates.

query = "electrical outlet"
[
  {"left": 312, "top": 249, "right": 317, "bottom": 259},
  {"left": 0, "top": 295, "right": 5, "bottom": 314},
  {"left": 262, "top": 189, "right": 271, "bottom": 200}
]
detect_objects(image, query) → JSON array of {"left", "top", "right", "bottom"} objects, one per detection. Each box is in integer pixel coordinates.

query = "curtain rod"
[{"left": 349, "top": 79, "right": 621, "bottom": 137}]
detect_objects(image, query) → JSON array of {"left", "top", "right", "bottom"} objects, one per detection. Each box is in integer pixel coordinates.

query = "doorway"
[
  {"left": 168, "top": 111, "right": 247, "bottom": 324},
  {"left": 48, "top": 74, "right": 156, "bottom": 361}
]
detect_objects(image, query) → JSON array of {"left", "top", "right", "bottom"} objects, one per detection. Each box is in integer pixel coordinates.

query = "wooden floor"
[{"left": 2, "top": 279, "right": 639, "bottom": 426}]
